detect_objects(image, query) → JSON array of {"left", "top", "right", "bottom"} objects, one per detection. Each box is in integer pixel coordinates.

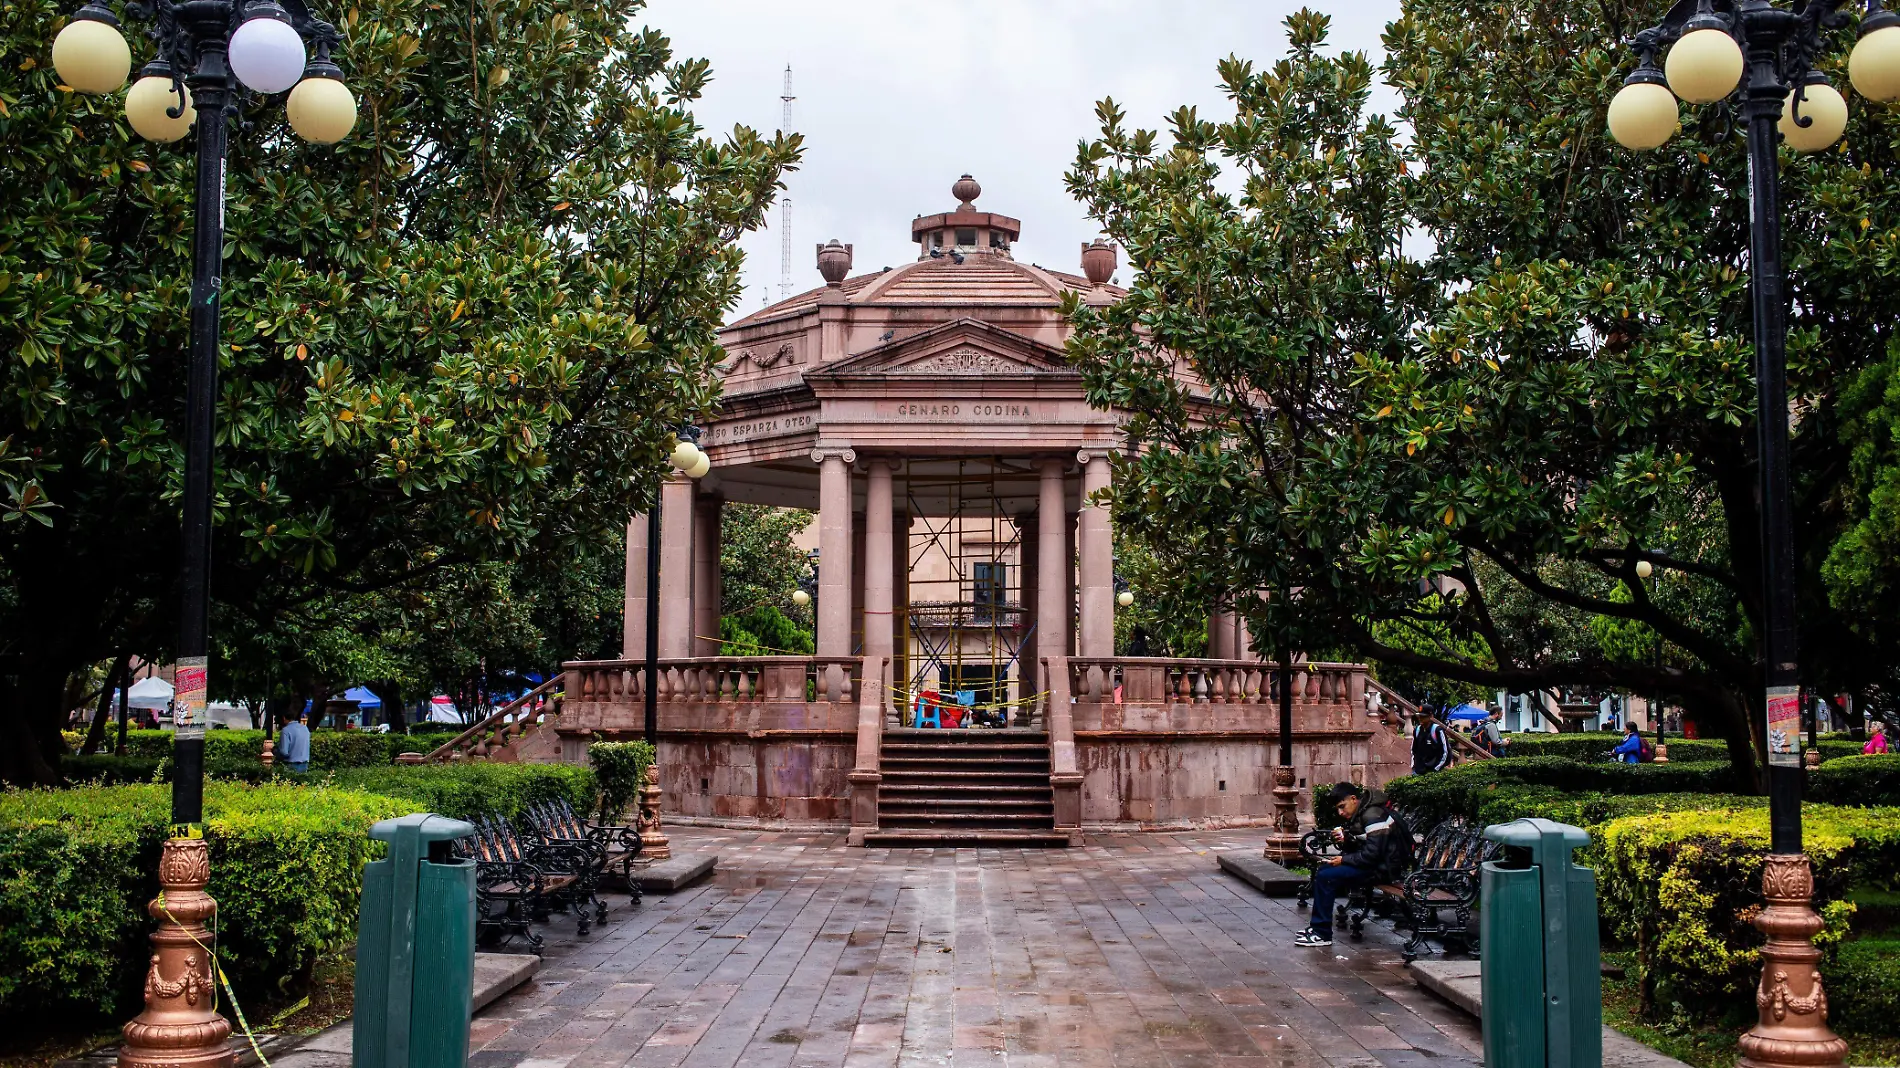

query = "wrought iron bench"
[
  {"left": 452, "top": 813, "right": 605, "bottom": 951},
  {"left": 525, "top": 797, "right": 643, "bottom": 904},
  {"left": 1298, "top": 815, "right": 1501, "bottom": 961}
]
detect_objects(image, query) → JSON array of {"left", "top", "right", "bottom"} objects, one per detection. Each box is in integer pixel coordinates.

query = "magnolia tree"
[
  {"left": 0, "top": 0, "right": 798, "bottom": 782},
  {"left": 1065, "top": 3, "right": 1900, "bottom": 782}
]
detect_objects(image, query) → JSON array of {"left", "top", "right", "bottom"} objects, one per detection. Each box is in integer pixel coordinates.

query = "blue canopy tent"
[
  {"left": 1444, "top": 703, "right": 1490, "bottom": 722},
  {"left": 341, "top": 686, "right": 382, "bottom": 708}
]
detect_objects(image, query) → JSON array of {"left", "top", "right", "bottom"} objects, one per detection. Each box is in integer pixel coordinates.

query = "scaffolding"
[{"left": 897, "top": 458, "right": 1034, "bottom": 727}]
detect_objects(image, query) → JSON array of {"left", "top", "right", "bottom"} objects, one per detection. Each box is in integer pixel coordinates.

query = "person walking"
[
  {"left": 1865, "top": 722, "right": 1889, "bottom": 755},
  {"left": 278, "top": 708, "right": 312, "bottom": 772},
  {"left": 1411, "top": 712, "right": 1451, "bottom": 774},
  {"left": 1296, "top": 783, "right": 1408, "bottom": 948},
  {"left": 1611, "top": 722, "right": 1645, "bottom": 764},
  {"left": 1479, "top": 707, "right": 1510, "bottom": 757}
]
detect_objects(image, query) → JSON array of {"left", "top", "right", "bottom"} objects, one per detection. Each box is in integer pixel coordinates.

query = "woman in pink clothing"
[{"left": 1866, "top": 723, "right": 1889, "bottom": 755}]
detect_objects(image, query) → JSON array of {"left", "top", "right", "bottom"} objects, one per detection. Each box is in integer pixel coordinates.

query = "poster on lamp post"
[
  {"left": 173, "top": 655, "right": 207, "bottom": 740},
  {"left": 1765, "top": 685, "right": 1802, "bottom": 768}
]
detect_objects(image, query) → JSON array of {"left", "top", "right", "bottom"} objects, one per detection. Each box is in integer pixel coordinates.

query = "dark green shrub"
[
  {"left": 1501, "top": 731, "right": 1731, "bottom": 763},
  {"left": 1468, "top": 786, "right": 1764, "bottom": 830},
  {"left": 1818, "top": 738, "right": 1869, "bottom": 764},
  {"left": 390, "top": 731, "right": 462, "bottom": 757},
  {"left": 320, "top": 762, "right": 595, "bottom": 823},
  {"left": 1808, "top": 754, "right": 1900, "bottom": 807},
  {"left": 0, "top": 782, "right": 404, "bottom": 1023},
  {"left": 1824, "top": 938, "right": 1900, "bottom": 1036},
  {"left": 1383, "top": 756, "right": 1748, "bottom": 829},
  {"left": 588, "top": 741, "right": 655, "bottom": 823},
  {"left": 59, "top": 754, "right": 165, "bottom": 785},
  {"left": 309, "top": 730, "right": 395, "bottom": 767},
  {"left": 1596, "top": 804, "right": 1900, "bottom": 1019}
]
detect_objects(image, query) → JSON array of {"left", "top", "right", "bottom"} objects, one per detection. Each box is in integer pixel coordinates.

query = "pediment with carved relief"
[{"left": 809, "top": 318, "right": 1072, "bottom": 379}]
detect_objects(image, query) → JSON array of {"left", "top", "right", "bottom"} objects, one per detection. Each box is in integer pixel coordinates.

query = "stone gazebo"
[{"left": 560, "top": 176, "right": 1409, "bottom": 844}]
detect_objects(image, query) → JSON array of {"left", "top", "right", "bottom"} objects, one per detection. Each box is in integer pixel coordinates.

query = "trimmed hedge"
[
  {"left": 1825, "top": 938, "right": 1900, "bottom": 1035},
  {"left": 1809, "top": 755, "right": 1900, "bottom": 807},
  {"left": 1382, "top": 756, "right": 1748, "bottom": 829},
  {"left": 1505, "top": 732, "right": 1729, "bottom": 764},
  {"left": 98, "top": 728, "right": 465, "bottom": 770},
  {"left": 318, "top": 762, "right": 596, "bottom": 824},
  {"left": 588, "top": 741, "right": 655, "bottom": 823},
  {"left": 1596, "top": 803, "right": 1900, "bottom": 1023},
  {"left": 0, "top": 782, "right": 407, "bottom": 1023}
]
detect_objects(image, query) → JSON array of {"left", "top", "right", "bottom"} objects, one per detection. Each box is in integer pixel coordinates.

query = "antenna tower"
[{"left": 779, "top": 64, "right": 794, "bottom": 301}]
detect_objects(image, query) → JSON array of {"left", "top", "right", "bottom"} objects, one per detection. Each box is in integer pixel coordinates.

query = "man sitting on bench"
[{"left": 1295, "top": 782, "right": 1401, "bottom": 948}]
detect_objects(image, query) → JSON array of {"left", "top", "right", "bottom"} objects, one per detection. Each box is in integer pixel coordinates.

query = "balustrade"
[
  {"left": 1065, "top": 657, "right": 1366, "bottom": 710},
  {"left": 567, "top": 655, "right": 864, "bottom": 708}
]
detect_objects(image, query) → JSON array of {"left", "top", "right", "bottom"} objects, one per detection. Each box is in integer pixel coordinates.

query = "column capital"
[
  {"left": 811, "top": 446, "right": 857, "bottom": 464},
  {"left": 1077, "top": 449, "right": 1105, "bottom": 466}
]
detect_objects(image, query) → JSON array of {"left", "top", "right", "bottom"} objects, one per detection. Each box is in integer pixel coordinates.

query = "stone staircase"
[{"left": 863, "top": 729, "right": 1070, "bottom": 847}]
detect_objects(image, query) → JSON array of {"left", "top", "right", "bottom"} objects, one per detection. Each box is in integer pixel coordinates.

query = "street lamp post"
[
  {"left": 52, "top": 3, "right": 355, "bottom": 1065},
  {"left": 1607, "top": 2, "right": 1900, "bottom": 1064}
]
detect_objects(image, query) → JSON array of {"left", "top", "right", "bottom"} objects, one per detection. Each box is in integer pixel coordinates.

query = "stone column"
[
  {"left": 815, "top": 448, "right": 856, "bottom": 657},
  {"left": 658, "top": 476, "right": 696, "bottom": 659},
  {"left": 1037, "top": 460, "right": 1070, "bottom": 672},
  {"left": 1018, "top": 512, "right": 1039, "bottom": 698},
  {"left": 693, "top": 493, "right": 722, "bottom": 656},
  {"left": 623, "top": 513, "right": 648, "bottom": 658},
  {"left": 894, "top": 505, "right": 910, "bottom": 706},
  {"left": 864, "top": 461, "right": 895, "bottom": 660},
  {"left": 1210, "top": 608, "right": 1238, "bottom": 660},
  {"left": 1077, "top": 451, "right": 1114, "bottom": 658}
]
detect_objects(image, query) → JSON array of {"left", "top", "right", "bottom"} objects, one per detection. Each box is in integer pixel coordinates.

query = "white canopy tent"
[{"left": 125, "top": 676, "right": 174, "bottom": 710}]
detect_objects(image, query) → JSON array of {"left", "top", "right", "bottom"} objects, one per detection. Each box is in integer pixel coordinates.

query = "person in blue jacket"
[{"left": 1611, "top": 722, "right": 1645, "bottom": 764}]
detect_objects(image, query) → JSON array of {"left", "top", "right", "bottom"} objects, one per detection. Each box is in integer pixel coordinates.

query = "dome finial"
[{"left": 952, "top": 174, "right": 981, "bottom": 209}]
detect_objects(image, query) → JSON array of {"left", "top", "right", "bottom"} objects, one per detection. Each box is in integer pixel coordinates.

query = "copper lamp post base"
[
  {"left": 1736, "top": 854, "right": 1847, "bottom": 1068},
  {"left": 1262, "top": 765, "right": 1303, "bottom": 863},
  {"left": 638, "top": 763, "right": 672, "bottom": 861},
  {"left": 118, "top": 837, "right": 233, "bottom": 1068}
]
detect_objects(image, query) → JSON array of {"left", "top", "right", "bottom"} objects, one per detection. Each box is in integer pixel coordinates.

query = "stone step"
[
  {"left": 862, "top": 829, "right": 1071, "bottom": 848},
  {"left": 878, "top": 769, "right": 1050, "bottom": 782},
  {"left": 881, "top": 743, "right": 1051, "bottom": 756},
  {"left": 879, "top": 783, "right": 1051, "bottom": 795},
  {"left": 884, "top": 729, "right": 1049, "bottom": 740},
  {"left": 877, "top": 811, "right": 1057, "bottom": 827},
  {"left": 880, "top": 752, "right": 1050, "bottom": 765},
  {"left": 878, "top": 798, "right": 1054, "bottom": 814}
]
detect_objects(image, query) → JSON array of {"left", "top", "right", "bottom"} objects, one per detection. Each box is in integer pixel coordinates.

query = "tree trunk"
[
  {"left": 81, "top": 653, "right": 132, "bottom": 755},
  {"left": 1684, "top": 687, "right": 1763, "bottom": 793},
  {"left": 369, "top": 681, "right": 404, "bottom": 734},
  {"left": 0, "top": 665, "right": 73, "bottom": 786}
]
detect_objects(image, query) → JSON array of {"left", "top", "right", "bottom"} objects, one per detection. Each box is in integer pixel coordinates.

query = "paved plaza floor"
[{"left": 466, "top": 828, "right": 1484, "bottom": 1068}]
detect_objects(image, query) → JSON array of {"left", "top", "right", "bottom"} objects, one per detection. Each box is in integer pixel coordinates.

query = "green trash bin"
[
  {"left": 1480, "top": 817, "right": 1601, "bottom": 1068},
  {"left": 355, "top": 813, "right": 478, "bottom": 1068}
]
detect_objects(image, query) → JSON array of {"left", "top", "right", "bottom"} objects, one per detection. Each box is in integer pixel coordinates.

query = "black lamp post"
[
  {"left": 1606, "top": 2, "right": 1900, "bottom": 1063},
  {"left": 51, "top": 3, "right": 354, "bottom": 1063}
]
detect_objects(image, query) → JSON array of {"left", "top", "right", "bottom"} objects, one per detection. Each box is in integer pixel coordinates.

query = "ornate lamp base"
[
  {"left": 1737, "top": 854, "right": 1848, "bottom": 1068},
  {"left": 118, "top": 837, "right": 233, "bottom": 1068},
  {"left": 1262, "top": 765, "right": 1303, "bottom": 863},
  {"left": 638, "top": 763, "right": 672, "bottom": 861}
]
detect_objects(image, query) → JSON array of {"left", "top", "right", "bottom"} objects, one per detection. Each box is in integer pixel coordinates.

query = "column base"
[{"left": 1263, "top": 765, "right": 1303, "bottom": 864}]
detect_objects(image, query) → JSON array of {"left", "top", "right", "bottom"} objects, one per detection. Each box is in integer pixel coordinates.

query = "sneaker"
[{"left": 1294, "top": 929, "right": 1333, "bottom": 948}]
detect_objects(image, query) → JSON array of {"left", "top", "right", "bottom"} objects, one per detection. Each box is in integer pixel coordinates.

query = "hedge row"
[
  {"left": 58, "top": 729, "right": 467, "bottom": 781},
  {"left": 1382, "top": 756, "right": 1750, "bottom": 829},
  {"left": 1596, "top": 803, "right": 1900, "bottom": 1023},
  {"left": 0, "top": 782, "right": 408, "bottom": 1023},
  {"left": 1808, "top": 755, "right": 1900, "bottom": 807},
  {"left": 0, "top": 761, "right": 595, "bottom": 1024},
  {"left": 1503, "top": 732, "right": 1729, "bottom": 764}
]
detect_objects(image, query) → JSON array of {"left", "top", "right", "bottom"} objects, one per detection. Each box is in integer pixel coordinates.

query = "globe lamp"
[
  {"left": 1636, "top": 559, "right": 1654, "bottom": 580},
  {"left": 792, "top": 589, "right": 811, "bottom": 607},
  {"left": 124, "top": 68, "right": 195, "bottom": 142},
  {"left": 1117, "top": 590, "right": 1135, "bottom": 608},
  {"left": 228, "top": 2, "right": 306, "bottom": 94},
  {"left": 1666, "top": 25, "right": 1744, "bottom": 104},
  {"left": 1780, "top": 77, "right": 1848, "bottom": 152},
  {"left": 669, "top": 440, "right": 701, "bottom": 471},
  {"left": 1850, "top": 18, "right": 1900, "bottom": 102},
  {"left": 686, "top": 453, "right": 711, "bottom": 480},
  {"left": 51, "top": 11, "right": 130, "bottom": 94},
  {"left": 1609, "top": 77, "right": 1679, "bottom": 149},
  {"left": 287, "top": 66, "right": 356, "bottom": 143}
]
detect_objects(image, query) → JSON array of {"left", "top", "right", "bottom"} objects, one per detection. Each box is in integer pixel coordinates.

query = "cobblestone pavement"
[{"left": 468, "top": 828, "right": 1483, "bottom": 1068}]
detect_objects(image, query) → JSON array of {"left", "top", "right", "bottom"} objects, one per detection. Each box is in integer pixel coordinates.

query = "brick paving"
[{"left": 468, "top": 828, "right": 1483, "bottom": 1068}]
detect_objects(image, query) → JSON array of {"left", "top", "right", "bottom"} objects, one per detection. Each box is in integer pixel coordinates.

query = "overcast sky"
[{"left": 640, "top": 1, "right": 1406, "bottom": 324}]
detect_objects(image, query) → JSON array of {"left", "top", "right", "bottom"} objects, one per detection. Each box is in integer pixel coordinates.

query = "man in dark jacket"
[{"left": 1296, "top": 782, "right": 1402, "bottom": 948}]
